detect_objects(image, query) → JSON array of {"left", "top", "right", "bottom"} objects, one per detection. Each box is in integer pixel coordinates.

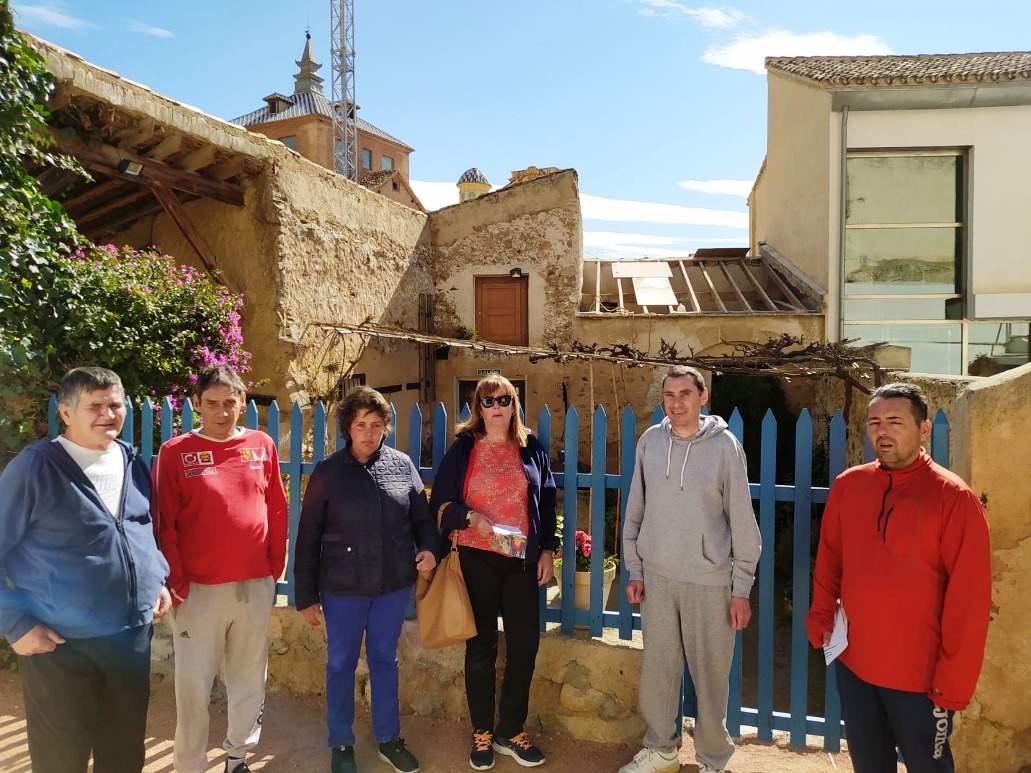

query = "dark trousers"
[
  {"left": 836, "top": 661, "right": 955, "bottom": 773},
  {"left": 18, "top": 624, "right": 153, "bottom": 773},
  {"left": 459, "top": 545, "right": 540, "bottom": 739}
]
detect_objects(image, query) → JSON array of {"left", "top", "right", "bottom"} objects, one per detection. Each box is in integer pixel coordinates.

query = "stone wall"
[
  {"left": 260, "top": 607, "right": 646, "bottom": 746},
  {"left": 950, "top": 363, "right": 1031, "bottom": 771},
  {"left": 115, "top": 133, "right": 432, "bottom": 443}
]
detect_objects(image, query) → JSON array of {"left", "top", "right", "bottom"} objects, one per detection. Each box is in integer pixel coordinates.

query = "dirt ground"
[{"left": 0, "top": 668, "right": 902, "bottom": 772}]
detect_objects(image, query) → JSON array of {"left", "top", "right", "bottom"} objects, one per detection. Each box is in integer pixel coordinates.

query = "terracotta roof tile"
[
  {"left": 766, "top": 51, "right": 1031, "bottom": 87},
  {"left": 359, "top": 169, "right": 397, "bottom": 188}
]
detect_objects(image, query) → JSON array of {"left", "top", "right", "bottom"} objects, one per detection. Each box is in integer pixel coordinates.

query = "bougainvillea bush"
[
  {"left": 61, "top": 244, "right": 250, "bottom": 408},
  {"left": 1, "top": 242, "right": 250, "bottom": 459}
]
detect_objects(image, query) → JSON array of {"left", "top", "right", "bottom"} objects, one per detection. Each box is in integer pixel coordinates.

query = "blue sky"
[{"left": 12, "top": 0, "right": 1031, "bottom": 259}]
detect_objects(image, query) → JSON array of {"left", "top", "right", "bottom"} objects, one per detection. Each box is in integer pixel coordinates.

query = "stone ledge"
[{"left": 154, "top": 605, "right": 647, "bottom": 745}]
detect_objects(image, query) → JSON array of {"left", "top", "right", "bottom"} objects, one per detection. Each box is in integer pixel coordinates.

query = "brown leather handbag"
[{"left": 415, "top": 528, "right": 476, "bottom": 649}]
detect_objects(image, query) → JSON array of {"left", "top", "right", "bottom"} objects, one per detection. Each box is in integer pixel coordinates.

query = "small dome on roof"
[{"left": 458, "top": 167, "right": 490, "bottom": 185}]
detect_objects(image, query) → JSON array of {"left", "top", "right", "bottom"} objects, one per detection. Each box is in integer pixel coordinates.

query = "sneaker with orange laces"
[
  {"left": 492, "top": 731, "right": 545, "bottom": 767},
  {"left": 470, "top": 729, "right": 495, "bottom": 770}
]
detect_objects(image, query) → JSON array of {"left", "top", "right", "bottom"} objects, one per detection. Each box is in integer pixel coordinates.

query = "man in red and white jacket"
[
  {"left": 807, "top": 382, "right": 991, "bottom": 773},
  {"left": 154, "top": 366, "right": 288, "bottom": 773}
]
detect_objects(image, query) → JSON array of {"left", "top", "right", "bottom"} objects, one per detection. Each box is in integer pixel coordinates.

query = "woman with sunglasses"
[{"left": 429, "top": 375, "right": 559, "bottom": 770}]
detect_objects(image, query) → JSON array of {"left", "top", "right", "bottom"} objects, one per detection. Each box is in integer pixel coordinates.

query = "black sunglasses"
[{"left": 479, "top": 395, "right": 513, "bottom": 408}]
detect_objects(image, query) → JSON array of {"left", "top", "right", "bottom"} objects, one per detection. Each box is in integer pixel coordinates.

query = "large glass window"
[
  {"left": 843, "top": 150, "right": 1030, "bottom": 374},
  {"left": 843, "top": 151, "right": 967, "bottom": 373},
  {"left": 844, "top": 153, "right": 962, "bottom": 297}
]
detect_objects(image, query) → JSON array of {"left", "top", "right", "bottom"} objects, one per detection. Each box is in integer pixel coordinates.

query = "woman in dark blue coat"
[
  {"left": 294, "top": 387, "right": 437, "bottom": 773},
  {"left": 429, "top": 375, "right": 559, "bottom": 770}
]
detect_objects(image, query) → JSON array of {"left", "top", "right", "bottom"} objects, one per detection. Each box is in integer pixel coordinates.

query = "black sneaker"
[
  {"left": 331, "top": 745, "right": 357, "bottom": 773},
  {"left": 470, "top": 729, "right": 495, "bottom": 770},
  {"left": 378, "top": 736, "right": 420, "bottom": 773},
  {"left": 225, "top": 760, "right": 250, "bottom": 773},
  {"left": 493, "top": 731, "right": 545, "bottom": 767}
]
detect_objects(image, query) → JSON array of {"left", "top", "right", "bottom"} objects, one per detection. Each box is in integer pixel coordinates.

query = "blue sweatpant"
[
  {"left": 836, "top": 661, "right": 955, "bottom": 773},
  {"left": 322, "top": 587, "right": 410, "bottom": 747}
]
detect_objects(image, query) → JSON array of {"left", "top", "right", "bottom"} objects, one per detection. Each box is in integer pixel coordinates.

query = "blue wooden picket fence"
[{"left": 47, "top": 395, "right": 950, "bottom": 752}]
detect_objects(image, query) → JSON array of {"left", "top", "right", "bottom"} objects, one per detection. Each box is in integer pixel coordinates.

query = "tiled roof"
[
  {"left": 230, "top": 90, "right": 334, "bottom": 126},
  {"left": 230, "top": 94, "right": 413, "bottom": 151},
  {"left": 766, "top": 52, "right": 1031, "bottom": 87},
  {"left": 458, "top": 167, "right": 490, "bottom": 184},
  {"left": 360, "top": 169, "right": 396, "bottom": 188}
]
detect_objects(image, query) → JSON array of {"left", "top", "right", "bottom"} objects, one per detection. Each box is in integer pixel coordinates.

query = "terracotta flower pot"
[{"left": 572, "top": 565, "right": 616, "bottom": 614}]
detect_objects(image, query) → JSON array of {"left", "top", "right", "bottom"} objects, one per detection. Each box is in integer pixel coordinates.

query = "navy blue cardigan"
[
  {"left": 293, "top": 444, "right": 436, "bottom": 609},
  {"left": 428, "top": 433, "right": 559, "bottom": 565}
]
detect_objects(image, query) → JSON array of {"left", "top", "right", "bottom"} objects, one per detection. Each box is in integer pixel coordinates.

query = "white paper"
[{"left": 823, "top": 603, "right": 849, "bottom": 665}]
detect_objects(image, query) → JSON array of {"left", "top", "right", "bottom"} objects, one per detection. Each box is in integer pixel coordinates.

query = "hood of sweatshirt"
[{"left": 658, "top": 414, "right": 729, "bottom": 491}]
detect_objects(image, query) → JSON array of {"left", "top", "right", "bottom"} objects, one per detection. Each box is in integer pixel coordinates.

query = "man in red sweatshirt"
[
  {"left": 154, "top": 366, "right": 288, "bottom": 773},
  {"left": 807, "top": 382, "right": 991, "bottom": 773}
]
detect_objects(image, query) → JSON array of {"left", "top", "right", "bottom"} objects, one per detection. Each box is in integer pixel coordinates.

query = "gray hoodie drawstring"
[
  {"left": 679, "top": 443, "right": 691, "bottom": 490},
  {"left": 665, "top": 435, "right": 693, "bottom": 490}
]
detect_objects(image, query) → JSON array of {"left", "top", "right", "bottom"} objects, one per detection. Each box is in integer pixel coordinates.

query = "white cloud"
[
  {"left": 14, "top": 4, "right": 93, "bottom": 30},
  {"left": 585, "top": 231, "right": 683, "bottom": 249},
  {"left": 704, "top": 30, "right": 892, "bottom": 75},
  {"left": 413, "top": 180, "right": 748, "bottom": 232},
  {"left": 410, "top": 180, "right": 461, "bottom": 211},
  {"left": 582, "top": 193, "right": 747, "bottom": 229},
  {"left": 677, "top": 179, "right": 753, "bottom": 197},
  {"left": 636, "top": 1, "right": 745, "bottom": 29},
  {"left": 584, "top": 231, "right": 746, "bottom": 260},
  {"left": 126, "top": 19, "right": 174, "bottom": 38}
]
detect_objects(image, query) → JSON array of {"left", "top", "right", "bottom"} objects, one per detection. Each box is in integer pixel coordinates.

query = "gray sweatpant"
[
  {"left": 171, "top": 577, "right": 275, "bottom": 773},
  {"left": 639, "top": 571, "right": 735, "bottom": 772}
]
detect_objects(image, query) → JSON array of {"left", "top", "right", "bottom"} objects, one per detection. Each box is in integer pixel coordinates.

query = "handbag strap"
[{"left": 447, "top": 529, "right": 460, "bottom": 571}]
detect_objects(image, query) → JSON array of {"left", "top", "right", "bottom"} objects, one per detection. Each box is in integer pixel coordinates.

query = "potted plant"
[{"left": 554, "top": 529, "right": 618, "bottom": 614}]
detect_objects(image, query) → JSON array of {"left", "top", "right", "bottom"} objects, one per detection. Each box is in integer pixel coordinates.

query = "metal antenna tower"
[{"left": 330, "top": 0, "right": 356, "bottom": 179}]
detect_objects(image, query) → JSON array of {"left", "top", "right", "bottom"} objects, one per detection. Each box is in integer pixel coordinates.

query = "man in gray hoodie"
[{"left": 618, "top": 366, "right": 761, "bottom": 773}]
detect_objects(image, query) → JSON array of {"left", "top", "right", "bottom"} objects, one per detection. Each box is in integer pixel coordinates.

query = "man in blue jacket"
[{"left": 0, "top": 366, "right": 171, "bottom": 773}]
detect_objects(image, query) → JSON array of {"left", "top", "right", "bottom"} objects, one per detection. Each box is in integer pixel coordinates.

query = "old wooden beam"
[
  {"left": 50, "top": 130, "right": 244, "bottom": 207},
  {"left": 148, "top": 133, "right": 183, "bottom": 161},
  {"left": 204, "top": 154, "right": 247, "bottom": 181},
  {"left": 151, "top": 182, "right": 231, "bottom": 290},
  {"left": 175, "top": 144, "right": 217, "bottom": 173}
]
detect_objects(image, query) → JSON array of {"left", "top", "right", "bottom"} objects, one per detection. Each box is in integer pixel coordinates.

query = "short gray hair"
[{"left": 57, "top": 367, "right": 124, "bottom": 410}]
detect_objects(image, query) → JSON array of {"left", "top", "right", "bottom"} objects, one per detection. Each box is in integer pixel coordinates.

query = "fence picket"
[
  {"left": 756, "top": 409, "right": 778, "bottom": 742},
  {"left": 560, "top": 405, "right": 579, "bottom": 634},
  {"left": 823, "top": 411, "right": 848, "bottom": 751},
  {"left": 618, "top": 405, "right": 637, "bottom": 640},
  {"left": 588, "top": 405, "right": 608, "bottom": 636},
  {"left": 789, "top": 410, "right": 814, "bottom": 747}
]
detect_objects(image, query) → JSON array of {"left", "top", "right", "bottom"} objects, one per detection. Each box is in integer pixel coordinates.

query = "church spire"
[{"left": 293, "top": 32, "right": 325, "bottom": 94}]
